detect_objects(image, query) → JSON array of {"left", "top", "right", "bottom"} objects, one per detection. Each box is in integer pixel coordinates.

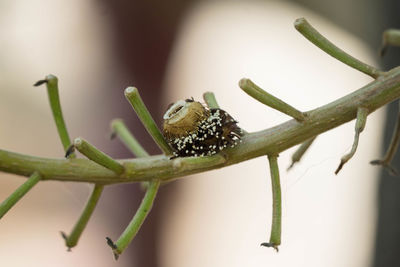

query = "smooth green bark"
[
  {"left": 124, "top": 87, "right": 172, "bottom": 155},
  {"left": 62, "top": 184, "right": 104, "bottom": 248},
  {"left": 203, "top": 91, "right": 220, "bottom": 109},
  {"left": 261, "top": 155, "right": 281, "bottom": 251},
  {"left": 295, "top": 18, "right": 383, "bottom": 78},
  {"left": 72, "top": 137, "right": 124, "bottom": 175},
  {"left": 2, "top": 67, "right": 400, "bottom": 184},
  {"left": 111, "top": 119, "right": 149, "bottom": 158},
  {"left": 107, "top": 179, "right": 161, "bottom": 259}
]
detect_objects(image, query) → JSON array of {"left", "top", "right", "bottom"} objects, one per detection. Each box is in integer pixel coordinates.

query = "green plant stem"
[
  {"left": 0, "top": 172, "right": 41, "bottom": 219},
  {"left": 2, "top": 67, "right": 400, "bottom": 184},
  {"left": 107, "top": 179, "right": 161, "bottom": 260},
  {"left": 110, "top": 119, "right": 150, "bottom": 189},
  {"left": 239, "top": 78, "right": 306, "bottom": 122},
  {"left": 288, "top": 136, "right": 317, "bottom": 170},
  {"left": 61, "top": 136, "right": 124, "bottom": 248},
  {"left": 261, "top": 155, "right": 281, "bottom": 251},
  {"left": 110, "top": 119, "right": 149, "bottom": 157},
  {"left": 370, "top": 101, "right": 400, "bottom": 175},
  {"left": 203, "top": 91, "right": 220, "bottom": 109},
  {"left": 294, "top": 18, "right": 384, "bottom": 79},
  {"left": 124, "top": 87, "right": 172, "bottom": 155},
  {"left": 61, "top": 184, "right": 104, "bottom": 249},
  {"left": 335, "top": 107, "right": 368, "bottom": 174},
  {"left": 72, "top": 137, "right": 124, "bottom": 175},
  {"left": 109, "top": 119, "right": 159, "bottom": 258},
  {"left": 34, "top": 75, "right": 75, "bottom": 158},
  {"left": 381, "top": 29, "right": 400, "bottom": 56}
]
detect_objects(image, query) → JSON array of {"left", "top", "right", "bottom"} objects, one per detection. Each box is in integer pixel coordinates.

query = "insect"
[{"left": 162, "top": 98, "right": 243, "bottom": 158}]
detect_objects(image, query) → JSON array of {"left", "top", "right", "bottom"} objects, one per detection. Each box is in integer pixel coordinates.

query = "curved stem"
[
  {"left": 61, "top": 184, "right": 104, "bottom": 249},
  {"left": 294, "top": 18, "right": 384, "bottom": 79},
  {"left": 261, "top": 155, "right": 281, "bottom": 251},
  {"left": 107, "top": 179, "right": 161, "bottom": 260},
  {"left": 370, "top": 101, "right": 400, "bottom": 175},
  {"left": 34, "top": 75, "right": 75, "bottom": 157},
  {"left": 335, "top": 107, "right": 368, "bottom": 174}
]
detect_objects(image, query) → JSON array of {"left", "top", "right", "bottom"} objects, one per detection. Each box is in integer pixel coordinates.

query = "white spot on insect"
[{"left": 163, "top": 99, "right": 242, "bottom": 157}]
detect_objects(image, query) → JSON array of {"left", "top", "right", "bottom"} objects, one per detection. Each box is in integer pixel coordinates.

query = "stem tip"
[
  {"left": 124, "top": 87, "right": 138, "bottom": 97},
  {"left": 294, "top": 17, "right": 306, "bottom": 29}
]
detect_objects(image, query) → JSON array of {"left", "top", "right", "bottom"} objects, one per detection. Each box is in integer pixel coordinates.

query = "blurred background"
[{"left": 0, "top": 0, "right": 399, "bottom": 266}]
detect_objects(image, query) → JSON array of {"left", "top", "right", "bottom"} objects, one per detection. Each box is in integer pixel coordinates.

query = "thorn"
[
  {"left": 60, "top": 231, "right": 68, "bottom": 240},
  {"left": 106, "top": 237, "right": 119, "bottom": 260},
  {"left": 287, "top": 162, "right": 295, "bottom": 171},
  {"left": 260, "top": 242, "right": 279, "bottom": 252},
  {"left": 60, "top": 231, "right": 72, "bottom": 252},
  {"left": 379, "top": 45, "right": 388, "bottom": 57},
  {"left": 369, "top": 159, "right": 383, "bottom": 165},
  {"left": 370, "top": 160, "right": 399, "bottom": 176},
  {"left": 106, "top": 237, "right": 117, "bottom": 249},
  {"left": 335, "top": 161, "right": 344, "bottom": 175},
  {"left": 110, "top": 131, "right": 117, "bottom": 140},
  {"left": 33, "top": 79, "right": 48, "bottom": 86},
  {"left": 65, "top": 145, "right": 75, "bottom": 158}
]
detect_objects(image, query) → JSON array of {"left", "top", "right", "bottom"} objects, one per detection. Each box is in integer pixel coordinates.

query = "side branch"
[
  {"left": 1, "top": 67, "right": 400, "bottom": 184},
  {"left": 295, "top": 18, "right": 384, "bottom": 79},
  {"left": 370, "top": 101, "right": 400, "bottom": 175},
  {"left": 239, "top": 78, "right": 306, "bottom": 121},
  {"left": 261, "top": 155, "right": 282, "bottom": 251},
  {"left": 335, "top": 107, "right": 368, "bottom": 174}
]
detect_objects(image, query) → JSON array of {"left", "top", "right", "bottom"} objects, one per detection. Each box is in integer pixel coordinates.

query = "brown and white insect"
[{"left": 162, "top": 98, "right": 243, "bottom": 158}]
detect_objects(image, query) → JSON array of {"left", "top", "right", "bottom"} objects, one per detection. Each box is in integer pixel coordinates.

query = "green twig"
[
  {"left": 124, "top": 87, "right": 172, "bottom": 155},
  {"left": 203, "top": 91, "right": 220, "bottom": 109},
  {"left": 61, "top": 184, "right": 104, "bottom": 249},
  {"left": 111, "top": 119, "right": 150, "bottom": 188},
  {"left": 370, "top": 101, "right": 400, "bottom": 175},
  {"left": 239, "top": 78, "right": 306, "bottom": 121},
  {"left": 0, "top": 171, "right": 41, "bottom": 219},
  {"left": 106, "top": 179, "right": 161, "bottom": 260},
  {"left": 288, "top": 136, "right": 317, "bottom": 170},
  {"left": 108, "top": 119, "right": 160, "bottom": 258},
  {"left": 68, "top": 137, "right": 124, "bottom": 175},
  {"left": 34, "top": 75, "right": 75, "bottom": 158},
  {"left": 36, "top": 75, "right": 104, "bottom": 249},
  {"left": 335, "top": 107, "right": 369, "bottom": 174},
  {"left": 110, "top": 119, "right": 149, "bottom": 157},
  {"left": 261, "top": 155, "right": 282, "bottom": 252},
  {"left": 380, "top": 29, "right": 400, "bottom": 56},
  {"left": 61, "top": 136, "right": 124, "bottom": 248},
  {"left": 294, "top": 18, "right": 384, "bottom": 79}
]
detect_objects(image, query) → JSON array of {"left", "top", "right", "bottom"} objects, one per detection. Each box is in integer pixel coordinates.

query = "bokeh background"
[{"left": 0, "top": 0, "right": 399, "bottom": 266}]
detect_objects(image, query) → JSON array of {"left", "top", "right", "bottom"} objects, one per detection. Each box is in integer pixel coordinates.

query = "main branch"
[{"left": 1, "top": 67, "right": 400, "bottom": 184}]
